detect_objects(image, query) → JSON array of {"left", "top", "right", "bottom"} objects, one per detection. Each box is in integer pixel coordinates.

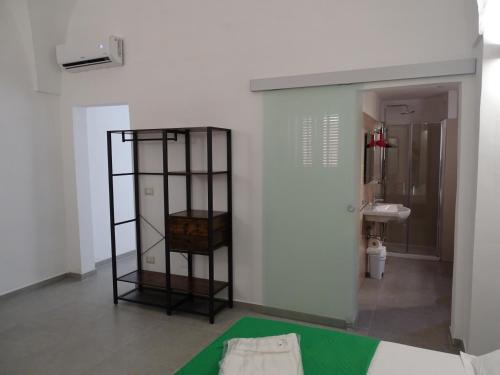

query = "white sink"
[{"left": 363, "top": 203, "right": 411, "bottom": 223}]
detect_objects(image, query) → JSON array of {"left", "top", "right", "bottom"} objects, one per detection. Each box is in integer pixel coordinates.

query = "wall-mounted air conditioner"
[{"left": 56, "top": 36, "right": 123, "bottom": 73}]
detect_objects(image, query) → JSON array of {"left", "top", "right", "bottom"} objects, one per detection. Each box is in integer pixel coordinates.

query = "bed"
[{"left": 174, "top": 316, "right": 466, "bottom": 375}]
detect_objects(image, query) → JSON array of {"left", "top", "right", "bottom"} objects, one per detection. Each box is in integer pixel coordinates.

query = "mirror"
[{"left": 364, "top": 132, "right": 383, "bottom": 184}]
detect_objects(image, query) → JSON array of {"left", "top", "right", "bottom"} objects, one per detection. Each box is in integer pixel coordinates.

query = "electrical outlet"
[
  {"left": 145, "top": 256, "right": 155, "bottom": 264},
  {"left": 144, "top": 187, "right": 154, "bottom": 196}
]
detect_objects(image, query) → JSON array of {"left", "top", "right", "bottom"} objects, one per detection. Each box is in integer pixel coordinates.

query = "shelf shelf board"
[
  {"left": 109, "top": 126, "right": 230, "bottom": 135},
  {"left": 167, "top": 170, "right": 228, "bottom": 176},
  {"left": 118, "top": 288, "right": 185, "bottom": 308},
  {"left": 117, "top": 270, "right": 228, "bottom": 297},
  {"left": 169, "top": 243, "right": 228, "bottom": 255},
  {"left": 118, "top": 288, "right": 229, "bottom": 316},
  {"left": 112, "top": 171, "right": 228, "bottom": 177},
  {"left": 169, "top": 210, "right": 227, "bottom": 219}
]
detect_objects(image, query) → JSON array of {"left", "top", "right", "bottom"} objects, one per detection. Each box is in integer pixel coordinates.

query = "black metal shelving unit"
[{"left": 107, "top": 127, "right": 233, "bottom": 323}]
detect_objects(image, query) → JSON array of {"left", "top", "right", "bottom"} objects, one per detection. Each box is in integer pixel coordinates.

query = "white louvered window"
[
  {"left": 300, "top": 116, "right": 313, "bottom": 166},
  {"left": 321, "top": 114, "right": 340, "bottom": 167}
]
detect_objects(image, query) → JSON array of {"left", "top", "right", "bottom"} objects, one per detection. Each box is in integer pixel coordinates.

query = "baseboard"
[
  {"left": 0, "top": 251, "right": 135, "bottom": 301},
  {"left": 67, "top": 270, "right": 97, "bottom": 280},
  {"left": 95, "top": 250, "right": 136, "bottom": 269},
  {"left": 2, "top": 267, "right": 347, "bottom": 332},
  {"left": 0, "top": 272, "right": 68, "bottom": 300},
  {"left": 234, "top": 300, "right": 349, "bottom": 329},
  {"left": 387, "top": 252, "right": 440, "bottom": 261},
  {"left": 0, "top": 263, "right": 104, "bottom": 299}
]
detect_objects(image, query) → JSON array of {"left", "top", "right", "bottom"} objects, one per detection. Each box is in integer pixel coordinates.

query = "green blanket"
[{"left": 175, "top": 316, "right": 380, "bottom": 374}]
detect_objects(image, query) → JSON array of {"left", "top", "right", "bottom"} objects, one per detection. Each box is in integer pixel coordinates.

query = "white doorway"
[{"left": 73, "top": 104, "right": 135, "bottom": 270}]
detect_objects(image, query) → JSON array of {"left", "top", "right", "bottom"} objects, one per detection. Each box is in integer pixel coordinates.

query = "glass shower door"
[
  {"left": 384, "top": 123, "right": 442, "bottom": 256},
  {"left": 407, "top": 123, "right": 442, "bottom": 255},
  {"left": 385, "top": 125, "right": 411, "bottom": 253}
]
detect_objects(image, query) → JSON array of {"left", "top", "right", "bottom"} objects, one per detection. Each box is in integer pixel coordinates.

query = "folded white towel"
[{"left": 219, "top": 334, "right": 304, "bottom": 375}]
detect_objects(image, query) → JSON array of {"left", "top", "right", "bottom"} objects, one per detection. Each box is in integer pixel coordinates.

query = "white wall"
[
  {"left": 86, "top": 105, "right": 135, "bottom": 262},
  {"left": 449, "top": 49, "right": 482, "bottom": 352},
  {"left": 362, "top": 91, "right": 380, "bottom": 120},
  {"left": 0, "top": 0, "right": 66, "bottom": 295},
  {"left": 59, "top": 0, "right": 478, "bottom": 307},
  {"left": 26, "top": 0, "right": 77, "bottom": 94},
  {"left": 468, "top": 32, "right": 500, "bottom": 354},
  {"left": 72, "top": 107, "right": 94, "bottom": 275}
]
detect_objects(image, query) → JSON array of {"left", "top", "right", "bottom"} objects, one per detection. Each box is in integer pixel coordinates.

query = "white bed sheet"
[{"left": 367, "top": 341, "right": 467, "bottom": 375}]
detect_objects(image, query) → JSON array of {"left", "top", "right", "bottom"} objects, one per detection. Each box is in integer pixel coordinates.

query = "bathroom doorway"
[{"left": 357, "top": 83, "right": 459, "bottom": 353}]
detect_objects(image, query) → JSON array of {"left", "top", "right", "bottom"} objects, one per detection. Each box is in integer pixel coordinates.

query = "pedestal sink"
[{"left": 363, "top": 203, "right": 411, "bottom": 223}]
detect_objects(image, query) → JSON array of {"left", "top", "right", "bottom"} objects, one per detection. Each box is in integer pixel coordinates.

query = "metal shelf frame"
[{"left": 107, "top": 127, "right": 233, "bottom": 323}]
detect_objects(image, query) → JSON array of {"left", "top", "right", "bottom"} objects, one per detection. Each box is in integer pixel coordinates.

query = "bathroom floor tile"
[{"left": 355, "top": 257, "right": 456, "bottom": 353}]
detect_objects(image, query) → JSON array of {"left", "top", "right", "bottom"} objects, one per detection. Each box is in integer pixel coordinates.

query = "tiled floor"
[
  {"left": 0, "top": 255, "right": 456, "bottom": 374},
  {"left": 357, "top": 256, "right": 456, "bottom": 353},
  {"left": 0, "top": 257, "right": 251, "bottom": 374}
]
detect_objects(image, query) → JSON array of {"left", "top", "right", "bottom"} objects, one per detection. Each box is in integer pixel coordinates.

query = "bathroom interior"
[{"left": 357, "top": 83, "right": 459, "bottom": 351}]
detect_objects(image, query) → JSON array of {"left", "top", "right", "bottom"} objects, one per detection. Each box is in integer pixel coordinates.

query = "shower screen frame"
[{"left": 383, "top": 121, "right": 446, "bottom": 257}]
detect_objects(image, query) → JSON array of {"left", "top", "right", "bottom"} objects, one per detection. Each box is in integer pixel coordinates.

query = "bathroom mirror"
[{"left": 364, "top": 133, "right": 383, "bottom": 184}]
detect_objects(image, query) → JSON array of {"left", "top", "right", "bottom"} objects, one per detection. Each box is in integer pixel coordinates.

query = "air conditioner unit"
[{"left": 56, "top": 36, "right": 123, "bottom": 72}]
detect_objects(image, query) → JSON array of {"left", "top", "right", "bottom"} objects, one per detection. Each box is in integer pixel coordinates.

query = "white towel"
[{"left": 219, "top": 334, "right": 304, "bottom": 375}]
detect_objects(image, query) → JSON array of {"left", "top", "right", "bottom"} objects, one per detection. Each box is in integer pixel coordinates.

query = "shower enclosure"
[{"left": 383, "top": 122, "right": 444, "bottom": 257}]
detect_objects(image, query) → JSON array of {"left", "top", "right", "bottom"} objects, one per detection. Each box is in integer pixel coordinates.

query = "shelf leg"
[
  {"left": 186, "top": 130, "right": 193, "bottom": 302},
  {"left": 228, "top": 244, "right": 233, "bottom": 309},
  {"left": 226, "top": 129, "right": 233, "bottom": 309},
  {"left": 107, "top": 131, "right": 118, "bottom": 305},
  {"left": 188, "top": 253, "right": 193, "bottom": 301},
  {"left": 163, "top": 130, "right": 172, "bottom": 316},
  {"left": 209, "top": 252, "right": 214, "bottom": 324},
  {"left": 207, "top": 128, "right": 215, "bottom": 324},
  {"left": 185, "top": 130, "right": 192, "bottom": 213},
  {"left": 133, "top": 131, "right": 143, "bottom": 291}
]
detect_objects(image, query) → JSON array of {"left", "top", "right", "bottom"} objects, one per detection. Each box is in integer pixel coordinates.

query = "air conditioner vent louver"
[
  {"left": 56, "top": 36, "right": 123, "bottom": 73},
  {"left": 62, "top": 57, "right": 112, "bottom": 69}
]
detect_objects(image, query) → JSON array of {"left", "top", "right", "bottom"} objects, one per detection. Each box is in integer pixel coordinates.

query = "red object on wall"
[
  {"left": 376, "top": 132, "right": 390, "bottom": 148},
  {"left": 367, "top": 129, "right": 392, "bottom": 148}
]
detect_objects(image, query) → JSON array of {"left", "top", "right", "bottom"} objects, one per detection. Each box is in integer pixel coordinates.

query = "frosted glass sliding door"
[{"left": 263, "top": 85, "right": 361, "bottom": 322}]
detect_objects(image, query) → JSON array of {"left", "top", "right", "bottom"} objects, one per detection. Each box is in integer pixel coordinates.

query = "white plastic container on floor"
[{"left": 367, "top": 245, "right": 386, "bottom": 279}]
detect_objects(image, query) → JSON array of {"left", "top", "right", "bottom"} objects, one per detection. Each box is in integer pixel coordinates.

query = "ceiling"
[{"left": 369, "top": 82, "right": 459, "bottom": 101}]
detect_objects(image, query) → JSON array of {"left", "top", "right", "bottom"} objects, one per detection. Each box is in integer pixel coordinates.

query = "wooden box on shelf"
[{"left": 168, "top": 210, "right": 228, "bottom": 253}]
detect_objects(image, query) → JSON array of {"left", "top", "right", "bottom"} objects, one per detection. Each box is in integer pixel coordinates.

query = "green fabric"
[{"left": 175, "top": 317, "right": 380, "bottom": 375}]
